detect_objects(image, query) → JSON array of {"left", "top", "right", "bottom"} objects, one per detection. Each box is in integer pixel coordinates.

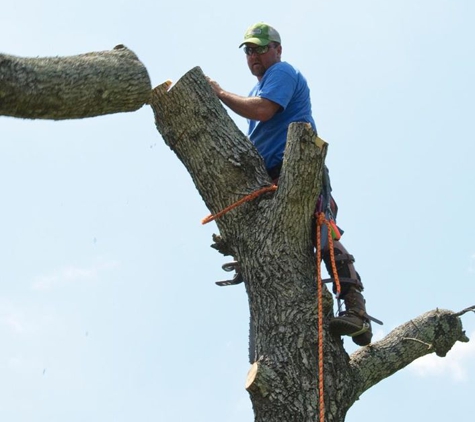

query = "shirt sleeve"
[{"left": 256, "top": 65, "right": 297, "bottom": 110}]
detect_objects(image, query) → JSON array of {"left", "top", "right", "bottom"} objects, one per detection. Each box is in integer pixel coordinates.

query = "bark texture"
[
  {"left": 150, "top": 66, "right": 471, "bottom": 422},
  {"left": 350, "top": 308, "right": 470, "bottom": 395},
  {"left": 0, "top": 45, "right": 151, "bottom": 119}
]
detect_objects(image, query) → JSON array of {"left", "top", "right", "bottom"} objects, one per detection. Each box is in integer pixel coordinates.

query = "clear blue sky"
[{"left": 1, "top": 1, "right": 474, "bottom": 421}]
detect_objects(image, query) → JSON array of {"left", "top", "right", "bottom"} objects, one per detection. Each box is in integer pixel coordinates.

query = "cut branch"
[
  {"left": 349, "top": 308, "right": 468, "bottom": 398},
  {"left": 0, "top": 45, "right": 151, "bottom": 120},
  {"left": 150, "top": 66, "right": 271, "bottom": 239},
  {"left": 454, "top": 305, "right": 475, "bottom": 317}
]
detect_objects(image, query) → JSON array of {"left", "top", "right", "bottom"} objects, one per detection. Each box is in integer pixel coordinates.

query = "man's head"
[{"left": 240, "top": 22, "right": 282, "bottom": 80}]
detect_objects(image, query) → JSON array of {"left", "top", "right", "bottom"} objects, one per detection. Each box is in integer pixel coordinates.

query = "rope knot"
[{"left": 317, "top": 211, "right": 326, "bottom": 226}]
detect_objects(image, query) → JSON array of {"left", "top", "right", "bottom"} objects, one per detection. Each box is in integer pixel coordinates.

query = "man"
[{"left": 208, "top": 22, "right": 380, "bottom": 346}]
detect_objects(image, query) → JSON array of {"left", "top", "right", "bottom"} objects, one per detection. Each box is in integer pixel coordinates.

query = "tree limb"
[
  {"left": 453, "top": 305, "right": 475, "bottom": 317},
  {"left": 0, "top": 45, "right": 151, "bottom": 120},
  {"left": 151, "top": 67, "right": 272, "bottom": 248},
  {"left": 349, "top": 308, "right": 470, "bottom": 398},
  {"left": 270, "top": 123, "right": 328, "bottom": 255}
]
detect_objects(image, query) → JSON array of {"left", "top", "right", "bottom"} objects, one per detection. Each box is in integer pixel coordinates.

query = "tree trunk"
[
  {"left": 150, "top": 66, "right": 470, "bottom": 422},
  {"left": 0, "top": 45, "right": 151, "bottom": 120}
]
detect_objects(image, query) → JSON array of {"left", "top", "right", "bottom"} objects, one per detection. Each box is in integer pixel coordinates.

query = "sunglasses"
[{"left": 243, "top": 44, "right": 277, "bottom": 56}]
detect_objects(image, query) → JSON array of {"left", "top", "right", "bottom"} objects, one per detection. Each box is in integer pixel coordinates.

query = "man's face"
[{"left": 244, "top": 43, "right": 282, "bottom": 80}]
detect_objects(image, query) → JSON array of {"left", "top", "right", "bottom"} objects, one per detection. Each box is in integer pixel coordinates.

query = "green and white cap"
[{"left": 239, "top": 22, "right": 281, "bottom": 47}]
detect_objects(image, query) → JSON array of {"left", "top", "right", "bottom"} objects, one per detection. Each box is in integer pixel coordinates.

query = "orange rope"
[
  {"left": 316, "top": 213, "right": 325, "bottom": 422},
  {"left": 201, "top": 185, "right": 277, "bottom": 225},
  {"left": 315, "top": 212, "right": 341, "bottom": 421}
]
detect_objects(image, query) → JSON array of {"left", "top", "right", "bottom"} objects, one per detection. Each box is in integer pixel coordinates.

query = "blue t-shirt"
[{"left": 248, "top": 61, "right": 317, "bottom": 171}]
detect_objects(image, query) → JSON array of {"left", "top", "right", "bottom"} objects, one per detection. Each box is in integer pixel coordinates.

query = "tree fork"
[
  {"left": 150, "top": 66, "right": 353, "bottom": 421},
  {"left": 0, "top": 45, "right": 151, "bottom": 119},
  {"left": 149, "top": 66, "right": 473, "bottom": 422}
]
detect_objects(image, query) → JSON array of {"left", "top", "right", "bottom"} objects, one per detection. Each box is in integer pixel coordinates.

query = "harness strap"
[
  {"left": 322, "top": 277, "right": 363, "bottom": 290},
  {"left": 332, "top": 254, "right": 355, "bottom": 264}
]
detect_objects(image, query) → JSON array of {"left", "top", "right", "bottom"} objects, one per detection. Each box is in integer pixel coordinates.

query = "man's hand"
[
  {"left": 205, "top": 75, "right": 280, "bottom": 122},
  {"left": 206, "top": 77, "right": 223, "bottom": 98}
]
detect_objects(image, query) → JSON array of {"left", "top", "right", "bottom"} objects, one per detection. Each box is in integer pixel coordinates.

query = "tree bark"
[
  {"left": 0, "top": 45, "right": 151, "bottom": 120},
  {"left": 150, "top": 66, "right": 471, "bottom": 422}
]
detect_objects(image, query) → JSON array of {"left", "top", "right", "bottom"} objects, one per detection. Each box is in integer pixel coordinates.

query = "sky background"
[{"left": 1, "top": 0, "right": 474, "bottom": 421}]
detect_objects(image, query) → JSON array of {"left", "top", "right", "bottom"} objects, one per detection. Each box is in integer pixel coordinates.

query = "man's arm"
[{"left": 207, "top": 78, "right": 281, "bottom": 122}]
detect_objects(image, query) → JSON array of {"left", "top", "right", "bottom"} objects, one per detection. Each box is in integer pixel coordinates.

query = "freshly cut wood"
[{"left": 0, "top": 45, "right": 151, "bottom": 120}]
